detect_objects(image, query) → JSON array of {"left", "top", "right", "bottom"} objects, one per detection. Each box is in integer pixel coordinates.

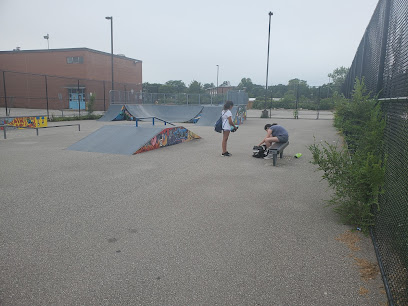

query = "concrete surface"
[{"left": 0, "top": 109, "right": 387, "bottom": 305}]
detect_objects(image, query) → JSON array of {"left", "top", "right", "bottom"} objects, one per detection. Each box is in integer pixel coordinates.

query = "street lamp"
[
  {"left": 105, "top": 16, "right": 114, "bottom": 92},
  {"left": 43, "top": 34, "right": 49, "bottom": 49},
  {"left": 263, "top": 11, "right": 273, "bottom": 117}
]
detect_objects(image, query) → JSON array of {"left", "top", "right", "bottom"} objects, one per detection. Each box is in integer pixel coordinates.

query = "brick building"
[
  {"left": 206, "top": 82, "right": 235, "bottom": 96},
  {"left": 0, "top": 48, "right": 142, "bottom": 111}
]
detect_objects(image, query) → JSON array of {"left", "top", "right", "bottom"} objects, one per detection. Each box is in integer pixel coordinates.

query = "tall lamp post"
[
  {"left": 43, "top": 34, "right": 49, "bottom": 49},
  {"left": 105, "top": 16, "right": 114, "bottom": 92},
  {"left": 263, "top": 11, "right": 273, "bottom": 118},
  {"left": 216, "top": 65, "right": 219, "bottom": 96}
]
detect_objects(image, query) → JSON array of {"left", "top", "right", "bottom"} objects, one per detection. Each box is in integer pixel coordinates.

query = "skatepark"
[{"left": 0, "top": 108, "right": 387, "bottom": 305}]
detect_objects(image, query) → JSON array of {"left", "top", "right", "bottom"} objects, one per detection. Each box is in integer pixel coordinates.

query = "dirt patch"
[
  {"left": 335, "top": 230, "right": 361, "bottom": 251},
  {"left": 359, "top": 287, "right": 369, "bottom": 296},
  {"left": 353, "top": 256, "right": 380, "bottom": 281}
]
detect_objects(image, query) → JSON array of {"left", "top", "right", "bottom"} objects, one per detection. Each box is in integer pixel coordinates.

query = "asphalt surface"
[{"left": 0, "top": 109, "right": 387, "bottom": 305}]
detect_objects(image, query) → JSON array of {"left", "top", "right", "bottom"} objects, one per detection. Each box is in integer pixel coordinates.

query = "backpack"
[
  {"left": 252, "top": 145, "right": 267, "bottom": 158},
  {"left": 214, "top": 111, "right": 226, "bottom": 133},
  {"left": 214, "top": 116, "right": 223, "bottom": 133}
]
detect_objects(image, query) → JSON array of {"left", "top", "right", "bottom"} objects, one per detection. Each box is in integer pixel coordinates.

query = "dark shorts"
[{"left": 277, "top": 135, "right": 289, "bottom": 143}]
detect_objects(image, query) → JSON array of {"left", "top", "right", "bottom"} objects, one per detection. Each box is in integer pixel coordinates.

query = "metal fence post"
[
  {"left": 295, "top": 83, "right": 299, "bottom": 119},
  {"left": 103, "top": 81, "right": 106, "bottom": 111},
  {"left": 45, "top": 75, "right": 49, "bottom": 118},
  {"left": 316, "top": 86, "right": 321, "bottom": 120},
  {"left": 77, "top": 80, "right": 80, "bottom": 117},
  {"left": 3, "top": 71, "right": 8, "bottom": 116},
  {"left": 377, "top": 0, "right": 391, "bottom": 97}
]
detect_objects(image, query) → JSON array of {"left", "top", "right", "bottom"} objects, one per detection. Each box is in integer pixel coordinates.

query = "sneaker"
[
  {"left": 221, "top": 152, "right": 232, "bottom": 157},
  {"left": 264, "top": 153, "right": 274, "bottom": 159}
]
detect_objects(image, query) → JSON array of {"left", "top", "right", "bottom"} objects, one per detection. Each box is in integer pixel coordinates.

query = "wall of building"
[{"left": 0, "top": 48, "right": 143, "bottom": 111}]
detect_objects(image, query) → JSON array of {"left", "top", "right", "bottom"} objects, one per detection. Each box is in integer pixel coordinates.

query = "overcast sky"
[{"left": 1, "top": 0, "right": 379, "bottom": 87}]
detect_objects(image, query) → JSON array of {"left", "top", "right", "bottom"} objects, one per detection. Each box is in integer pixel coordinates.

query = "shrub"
[
  {"left": 309, "top": 79, "right": 385, "bottom": 233},
  {"left": 87, "top": 94, "right": 96, "bottom": 115}
]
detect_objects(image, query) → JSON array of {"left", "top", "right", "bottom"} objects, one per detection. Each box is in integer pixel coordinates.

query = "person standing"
[{"left": 221, "top": 101, "right": 238, "bottom": 157}]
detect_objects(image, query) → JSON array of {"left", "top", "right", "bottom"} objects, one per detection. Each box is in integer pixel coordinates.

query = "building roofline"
[{"left": 0, "top": 47, "right": 142, "bottom": 62}]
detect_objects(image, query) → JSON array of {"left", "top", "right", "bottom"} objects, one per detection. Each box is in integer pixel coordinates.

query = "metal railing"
[{"left": 1, "top": 123, "right": 81, "bottom": 139}]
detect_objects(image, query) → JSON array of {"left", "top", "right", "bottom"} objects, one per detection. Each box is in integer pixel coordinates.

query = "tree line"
[{"left": 142, "top": 67, "right": 349, "bottom": 110}]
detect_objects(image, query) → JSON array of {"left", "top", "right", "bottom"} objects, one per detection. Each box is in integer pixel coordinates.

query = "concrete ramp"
[
  {"left": 195, "top": 106, "right": 223, "bottom": 126},
  {"left": 98, "top": 104, "right": 126, "bottom": 121},
  {"left": 195, "top": 105, "right": 247, "bottom": 126},
  {"left": 125, "top": 105, "right": 203, "bottom": 123},
  {"left": 67, "top": 125, "right": 200, "bottom": 155}
]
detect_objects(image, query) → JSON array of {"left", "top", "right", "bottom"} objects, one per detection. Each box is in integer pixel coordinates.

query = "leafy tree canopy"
[
  {"left": 328, "top": 66, "right": 349, "bottom": 93},
  {"left": 203, "top": 83, "right": 215, "bottom": 90},
  {"left": 188, "top": 80, "right": 203, "bottom": 93},
  {"left": 165, "top": 80, "right": 187, "bottom": 93},
  {"left": 141, "top": 66, "right": 349, "bottom": 101}
]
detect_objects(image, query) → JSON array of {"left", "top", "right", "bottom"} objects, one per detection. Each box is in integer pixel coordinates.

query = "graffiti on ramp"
[{"left": 135, "top": 126, "right": 200, "bottom": 154}]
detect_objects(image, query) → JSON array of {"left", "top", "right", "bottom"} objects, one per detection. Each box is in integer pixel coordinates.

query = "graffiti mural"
[
  {"left": 112, "top": 106, "right": 138, "bottom": 121},
  {"left": 1, "top": 116, "right": 48, "bottom": 129},
  {"left": 234, "top": 105, "right": 247, "bottom": 125},
  {"left": 112, "top": 106, "right": 127, "bottom": 121},
  {"left": 135, "top": 126, "right": 200, "bottom": 154}
]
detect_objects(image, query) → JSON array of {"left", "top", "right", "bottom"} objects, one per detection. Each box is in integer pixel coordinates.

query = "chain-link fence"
[
  {"left": 342, "top": 0, "right": 408, "bottom": 100},
  {"left": 109, "top": 90, "right": 248, "bottom": 106},
  {"left": 342, "top": 0, "right": 408, "bottom": 304},
  {"left": 0, "top": 70, "right": 142, "bottom": 116},
  {"left": 374, "top": 100, "right": 408, "bottom": 306}
]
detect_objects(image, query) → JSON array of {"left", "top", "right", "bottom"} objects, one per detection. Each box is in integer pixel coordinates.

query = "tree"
[
  {"left": 159, "top": 84, "right": 175, "bottom": 93},
  {"left": 203, "top": 83, "right": 215, "bottom": 90},
  {"left": 270, "top": 84, "right": 287, "bottom": 98},
  {"left": 251, "top": 84, "right": 265, "bottom": 98},
  {"left": 143, "top": 82, "right": 161, "bottom": 93},
  {"left": 237, "top": 78, "right": 254, "bottom": 92},
  {"left": 328, "top": 66, "right": 349, "bottom": 93},
  {"left": 288, "top": 78, "right": 310, "bottom": 99},
  {"left": 165, "top": 80, "right": 187, "bottom": 93},
  {"left": 188, "top": 80, "right": 203, "bottom": 93}
]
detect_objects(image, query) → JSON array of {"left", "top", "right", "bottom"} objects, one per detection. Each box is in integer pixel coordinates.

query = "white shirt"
[{"left": 222, "top": 109, "right": 232, "bottom": 131}]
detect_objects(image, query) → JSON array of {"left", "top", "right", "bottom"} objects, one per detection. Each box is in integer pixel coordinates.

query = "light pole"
[
  {"left": 105, "top": 16, "right": 114, "bottom": 92},
  {"left": 263, "top": 11, "right": 273, "bottom": 117},
  {"left": 216, "top": 65, "right": 219, "bottom": 96},
  {"left": 43, "top": 34, "right": 49, "bottom": 49}
]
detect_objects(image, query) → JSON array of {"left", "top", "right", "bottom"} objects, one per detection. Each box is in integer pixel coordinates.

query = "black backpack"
[
  {"left": 252, "top": 145, "right": 267, "bottom": 158},
  {"left": 214, "top": 116, "right": 223, "bottom": 133}
]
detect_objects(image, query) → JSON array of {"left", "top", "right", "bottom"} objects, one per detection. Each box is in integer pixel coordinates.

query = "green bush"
[
  {"left": 309, "top": 79, "right": 385, "bottom": 233},
  {"left": 87, "top": 94, "right": 96, "bottom": 115}
]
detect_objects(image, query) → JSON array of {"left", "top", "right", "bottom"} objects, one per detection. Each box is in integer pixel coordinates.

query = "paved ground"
[{"left": 0, "top": 109, "right": 387, "bottom": 305}]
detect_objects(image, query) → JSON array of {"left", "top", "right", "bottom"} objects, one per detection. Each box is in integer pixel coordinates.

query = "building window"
[
  {"left": 68, "top": 88, "right": 85, "bottom": 99},
  {"left": 66, "top": 56, "right": 84, "bottom": 64}
]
